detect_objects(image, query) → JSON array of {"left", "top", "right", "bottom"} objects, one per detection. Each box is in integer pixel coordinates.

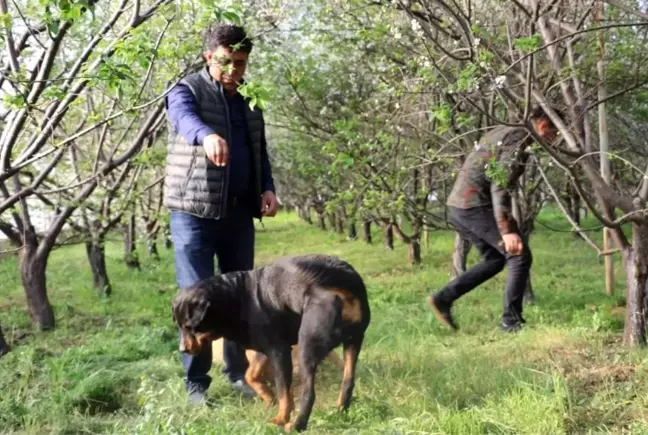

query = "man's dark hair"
[
  {"left": 529, "top": 105, "right": 565, "bottom": 124},
  {"left": 206, "top": 24, "right": 253, "bottom": 53}
]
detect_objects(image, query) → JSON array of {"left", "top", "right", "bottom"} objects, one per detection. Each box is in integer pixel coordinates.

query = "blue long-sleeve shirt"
[{"left": 165, "top": 83, "right": 275, "bottom": 196}]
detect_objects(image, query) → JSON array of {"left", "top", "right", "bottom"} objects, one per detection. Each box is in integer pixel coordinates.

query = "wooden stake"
[{"left": 596, "top": 0, "right": 614, "bottom": 296}]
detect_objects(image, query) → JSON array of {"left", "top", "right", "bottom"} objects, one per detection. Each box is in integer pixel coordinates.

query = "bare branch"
[
  {"left": 36, "top": 102, "right": 165, "bottom": 260},
  {"left": 0, "top": 220, "right": 21, "bottom": 246},
  {"left": 504, "top": 22, "right": 648, "bottom": 75},
  {"left": 0, "top": 0, "right": 20, "bottom": 73},
  {"left": 603, "top": 0, "right": 648, "bottom": 21},
  {"left": 0, "top": 84, "right": 177, "bottom": 183},
  {"left": 536, "top": 158, "right": 603, "bottom": 253}
]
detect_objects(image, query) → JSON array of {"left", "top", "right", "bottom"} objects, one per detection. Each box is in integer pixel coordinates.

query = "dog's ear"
[{"left": 184, "top": 298, "right": 211, "bottom": 328}]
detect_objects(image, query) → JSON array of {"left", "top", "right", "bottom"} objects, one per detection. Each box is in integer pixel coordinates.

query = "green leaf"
[
  {"left": 339, "top": 153, "right": 354, "bottom": 168},
  {"left": 513, "top": 34, "right": 540, "bottom": 53},
  {"left": 47, "top": 20, "right": 59, "bottom": 36},
  {"left": 0, "top": 13, "right": 11, "bottom": 31},
  {"left": 3, "top": 94, "right": 26, "bottom": 109},
  {"left": 42, "top": 86, "right": 66, "bottom": 101},
  {"left": 222, "top": 11, "right": 240, "bottom": 23}
]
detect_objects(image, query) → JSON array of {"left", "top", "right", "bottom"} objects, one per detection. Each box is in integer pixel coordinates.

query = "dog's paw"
[
  {"left": 285, "top": 420, "right": 307, "bottom": 432},
  {"left": 271, "top": 416, "right": 288, "bottom": 426},
  {"left": 260, "top": 394, "right": 275, "bottom": 407}
]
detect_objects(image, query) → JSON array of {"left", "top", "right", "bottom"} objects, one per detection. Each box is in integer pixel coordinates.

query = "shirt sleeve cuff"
[
  {"left": 195, "top": 126, "right": 217, "bottom": 146},
  {"left": 263, "top": 180, "right": 275, "bottom": 193}
]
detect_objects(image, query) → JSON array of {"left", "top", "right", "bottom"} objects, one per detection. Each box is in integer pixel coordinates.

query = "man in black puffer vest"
[{"left": 164, "top": 24, "right": 278, "bottom": 406}]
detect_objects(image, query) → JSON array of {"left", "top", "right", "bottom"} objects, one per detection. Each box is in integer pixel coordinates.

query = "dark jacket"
[{"left": 446, "top": 126, "right": 532, "bottom": 235}]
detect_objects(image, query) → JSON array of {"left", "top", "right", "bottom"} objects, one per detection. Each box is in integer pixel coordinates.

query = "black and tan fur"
[{"left": 171, "top": 254, "right": 371, "bottom": 432}]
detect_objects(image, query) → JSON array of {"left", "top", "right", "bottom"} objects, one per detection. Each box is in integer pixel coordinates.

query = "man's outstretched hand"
[
  {"left": 203, "top": 134, "right": 229, "bottom": 166},
  {"left": 261, "top": 191, "right": 278, "bottom": 217}
]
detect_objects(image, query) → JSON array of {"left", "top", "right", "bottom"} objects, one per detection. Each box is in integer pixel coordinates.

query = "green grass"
[{"left": 1, "top": 210, "right": 648, "bottom": 434}]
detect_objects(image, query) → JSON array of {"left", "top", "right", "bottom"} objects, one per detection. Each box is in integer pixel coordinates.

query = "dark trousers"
[
  {"left": 170, "top": 203, "right": 254, "bottom": 391},
  {"left": 437, "top": 206, "right": 532, "bottom": 324}
]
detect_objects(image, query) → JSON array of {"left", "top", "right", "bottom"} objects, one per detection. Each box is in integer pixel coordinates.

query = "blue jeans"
[{"left": 170, "top": 204, "right": 255, "bottom": 392}]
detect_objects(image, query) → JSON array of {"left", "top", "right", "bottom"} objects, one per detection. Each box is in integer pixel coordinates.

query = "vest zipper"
[{"left": 218, "top": 83, "right": 232, "bottom": 218}]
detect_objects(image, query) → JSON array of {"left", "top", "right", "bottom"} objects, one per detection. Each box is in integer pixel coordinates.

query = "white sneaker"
[{"left": 230, "top": 379, "right": 256, "bottom": 398}]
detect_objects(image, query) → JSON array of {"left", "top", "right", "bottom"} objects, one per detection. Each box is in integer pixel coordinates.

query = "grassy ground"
[{"left": 1, "top": 210, "right": 647, "bottom": 434}]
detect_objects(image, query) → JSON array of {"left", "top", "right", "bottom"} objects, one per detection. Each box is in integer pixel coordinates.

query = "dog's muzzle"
[{"left": 179, "top": 330, "right": 210, "bottom": 354}]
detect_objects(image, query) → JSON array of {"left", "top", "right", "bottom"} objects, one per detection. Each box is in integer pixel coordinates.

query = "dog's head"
[{"left": 172, "top": 289, "right": 218, "bottom": 354}]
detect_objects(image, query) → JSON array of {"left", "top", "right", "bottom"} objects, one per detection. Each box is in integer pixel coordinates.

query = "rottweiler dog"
[{"left": 172, "top": 254, "right": 371, "bottom": 432}]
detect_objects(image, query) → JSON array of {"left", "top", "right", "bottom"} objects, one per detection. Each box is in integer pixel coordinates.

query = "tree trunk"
[
  {"left": 570, "top": 186, "right": 581, "bottom": 228},
  {"left": 147, "top": 240, "right": 159, "bottom": 260},
  {"left": 164, "top": 222, "right": 173, "bottom": 249},
  {"left": 316, "top": 212, "right": 326, "bottom": 230},
  {"left": 347, "top": 220, "right": 357, "bottom": 240},
  {"left": 520, "top": 220, "right": 536, "bottom": 305},
  {"left": 335, "top": 212, "right": 345, "bottom": 234},
  {"left": 565, "top": 185, "right": 583, "bottom": 238},
  {"left": 85, "top": 240, "right": 111, "bottom": 296},
  {"left": 304, "top": 207, "right": 313, "bottom": 225},
  {"left": 328, "top": 212, "right": 336, "bottom": 231},
  {"left": 0, "top": 321, "right": 9, "bottom": 358},
  {"left": 124, "top": 215, "right": 140, "bottom": 270},
  {"left": 296, "top": 206, "right": 306, "bottom": 222},
  {"left": 384, "top": 224, "right": 394, "bottom": 250},
  {"left": 604, "top": 228, "right": 615, "bottom": 295},
  {"left": 408, "top": 238, "right": 421, "bottom": 264},
  {"left": 362, "top": 221, "right": 372, "bottom": 244},
  {"left": 451, "top": 232, "right": 471, "bottom": 279},
  {"left": 564, "top": 188, "right": 573, "bottom": 219},
  {"left": 20, "top": 228, "right": 55, "bottom": 330},
  {"left": 144, "top": 220, "right": 160, "bottom": 261},
  {"left": 622, "top": 223, "right": 648, "bottom": 346}
]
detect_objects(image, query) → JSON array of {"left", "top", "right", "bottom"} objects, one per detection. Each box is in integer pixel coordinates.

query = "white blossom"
[
  {"left": 494, "top": 75, "right": 506, "bottom": 88},
  {"left": 473, "top": 38, "right": 481, "bottom": 47},
  {"left": 411, "top": 19, "right": 424, "bottom": 38}
]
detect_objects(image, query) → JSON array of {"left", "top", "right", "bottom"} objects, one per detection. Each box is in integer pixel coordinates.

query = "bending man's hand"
[{"left": 502, "top": 233, "right": 523, "bottom": 255}]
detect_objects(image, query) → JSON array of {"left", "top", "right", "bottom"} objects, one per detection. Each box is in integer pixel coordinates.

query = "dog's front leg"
[
  {"left": 244, "top": 351, "right": 275, "bottom": 406},
  {"left": 268, "top": 345, "right": 294, "bottom": 428}
]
